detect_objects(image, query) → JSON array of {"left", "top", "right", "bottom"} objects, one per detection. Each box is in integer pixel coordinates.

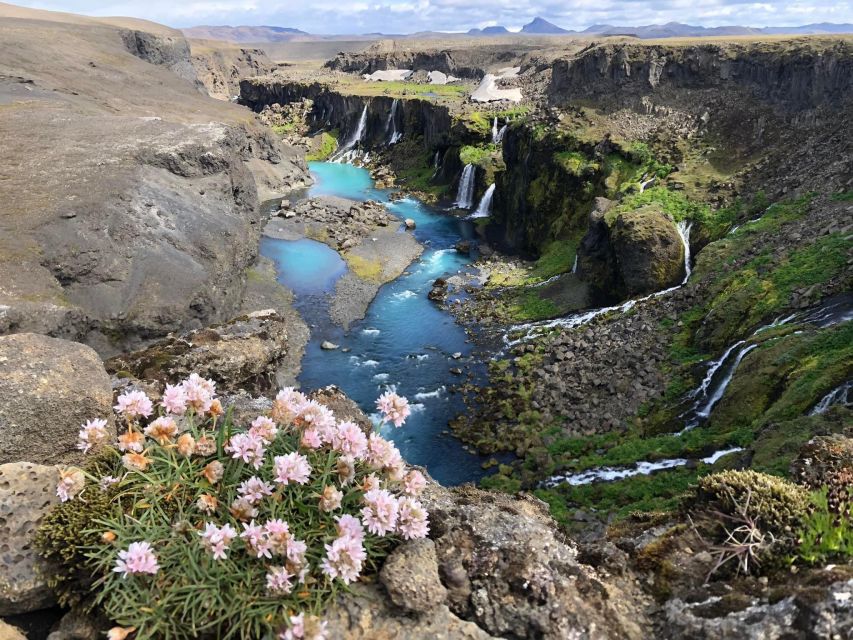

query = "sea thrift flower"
[
  {"left": 335, "top": 514, "right": 365, "bottom": 542},
  {"left": 397, "top": 497, "right": 429, "bottom": 540},
  {"left": 264, "top": 518, "right": 291, "bottom": 555},
  {"left": 99, "top": 475, "right": 120, "bottom": 492},
  {"left": 114, "top": 390, "right": 153, "bottom": 420},
  {"left": 295, "top": 400, "right": 335, "bottom": 432},
  {"left": 106, "top": 627, "right": 136, "bottom": 640},
  {"left": 321, "top": 533, "right": 366, "bottom": 584},
  {"left": 183, "top": 374, "right": 215, "bottom": 414},
  {"left": 273, "top": 452, "right": 312, "bottom": 486},
  {"left": 332, "top": 421, "right": 368, "bottom": 459},
  {"left": 249, "top": 416, "right": 278, "bottom": 443},
  {"left": 375, "top": 391, "right": 410, "bottom": 427},
  {"left": 194, "top": 434, "right": 216, "bottom": 456},
  {"left": 238, "top": 476, "right": 274, "bottom": 504},
  {"left": 336, "top": 455, "right": 356, "bottom": 485},
  {"left": 319, "top": 485, "right": 343, "bottom": 512},
  {"left": 361, "top": 489, "right": 399, "bottom": 536},
  {"left": 271, "top": 387, "right": 307, "bottom": 425},
  {"left": 117, "top": 430, "right": 145, "bottom": 453},
  {"left": 76, "top": 418, "right": 110, "bottom": 453},
  {"left": 122, "top": 452, "right": 151, "bottom": 472},
  {"left": 361, "top": 473, "right": 382, "bottom": 493},
  {"left": 241, "top": 521, "right": 272, "bottom": 558},
  {"left": 176, "top": 433, "right": 195, "bottom": 457},
  {"left": 143, "top": 416, "right": 177, "bottom": 445},
  {"left": 199, "top": 522, "right": 237, "bottom": 560},
  {"left": 224, "top": 433, "right": 267, "bottom": 469},
  {"left": 403, "top": 469, "right": 427, "bottom": 496},
  {"left": 196, "top": 494, "right": 219, "bottom": 514},
  {"left": 161, "top": 383, "right": 187, "bottom": 415},
  {"left": 113, "top": 541, "right": 159, "bottom": 577},
  {"left": 366, "top": 433, "right": 400, "bottom": 470},
  {"left": 281, "top": 613, "right": 328, "bottom": 640},
  {"left": 208, "top": 398, "right": 224, "bottom": 417},
  {"left": 229, "top": 498, "right": 258, "bottom": 522},
  {"left": 56, "top": 467, "right": 86, "bottom": 502},
  {"left": 286, "top": 537, "right": 308, "bottom": 565},
  {"left": 202, "top": 460, "right": 224, "bottom": 484},
  {"left": 301, "top": 427, "right": 323, "bottom": 450},
  {"left": 266, "top": 566, "right": 294, "bottom": 595}
]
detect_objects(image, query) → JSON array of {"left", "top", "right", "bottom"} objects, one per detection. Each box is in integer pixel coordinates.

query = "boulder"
[
  {"left": 0, "top": 462, "right": 59, "bottom": 615},
  {"left": 320, "top": 341, "right": 339, "bottom": 350},
  {"left": 405, "top": 218, "right": 416, "bottom": 230},
  {"left": 105, "top": 310, "right": 289, "bottom": 396},
  {"left": 611, "top": 206, "right": 685, "bottom": 295},
  {"left": 380, "top": 539, "right": 447, "bottom": 613},
  {"left": 0, "top": 334, "right": 114, "bottom": 465}
]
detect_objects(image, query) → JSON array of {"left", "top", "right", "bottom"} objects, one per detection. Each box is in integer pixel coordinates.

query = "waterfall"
[
  {"left": 386, "top": 99, "right": 401, "bottom": 144},
  {"left": 809, "top": 380, "right": 852, "bottom": 415},
  {"left": 639, "top": 176, "right": 656, "bottom": 192},
  {"left": 469, "top": 184, "right": 495, "bottom": 219},
  {"left": 491, "top": 117, "right": 499, "bottom": 143},
  {"left": 675, "top": 220, "right": 693, "bottom": 284},
  {"left": 571, "top": 255, "right": 579, "bottom": 274},
  {"left": 454, "top": 164, "right": 476, "bottom": 209},
  {"left": 332, "top": 105, "right": 368, "bottom": 162},
  {"left": 496, "top": 124, "right": 507, "bottom": 144},
  {"left": 433, "top": 150, "right": 440, "bottom": 168}
]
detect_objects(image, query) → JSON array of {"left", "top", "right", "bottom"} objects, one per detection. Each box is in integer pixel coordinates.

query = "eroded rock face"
[
  {"left": 0, "top": 462, "right": 59, "bottom": 616},
  {"left": 0, "top": 334, "right": 114, "bottom": 465},
  {"left": 105, "top": 310, "right": 290, "bottom": 396},
  {"left": 380, "top": 539, "right": 448, "bottom": 614}
]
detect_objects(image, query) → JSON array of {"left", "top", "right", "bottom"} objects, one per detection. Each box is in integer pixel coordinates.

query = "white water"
[
  {"left": 809, "top": 380, "right": 852, "bottom": 415},
  {"left": 386, "top": 99, "right": 401, "bottom": 144},
  {"left": 504, "top": 220, "right": 693, "bottom": 347},
  {"left": 639, "top": 176, "right": 656, "bottom": 193},
  {"left": 469, "top": 184, "right": 495, "bottom": 219},
  {"left": 454, "top": 164, "right": 476, "bottom": 209},
  {"left": 541, "top": 446, "right": 744, "bottom": 488},
  {"left": 491, "top": 117, "right": 499, "bottom": 143},
  {"left": 496, "top": 124, "right": 507, "bottom": 144},
  {"left": 332, "top": 105, "right": 368, "bottom": 162},
  {"left": 571, "top": 254, "right": 579, "bottom": 274}
]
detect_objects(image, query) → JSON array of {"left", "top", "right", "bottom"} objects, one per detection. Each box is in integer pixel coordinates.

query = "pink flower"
[
  {"left": 143, "top": 416, "right": 177, "bottom": 445},
  {"left": 300, "top": 428, "right": 323, "bottom": 450},
  {"left": 361, "top": 489, "right": 399, "bottom": 536},
  {"left": 76, "top": 419, "right": 110, "bottom": 454},
  {"left": 113, "top": 541, "right": 159, "bottom": 577},
  {"left": 183, "top": 374, "right": 216, "bottom": 414},
  {"left": 366, "top": 433, "right": 401, "bottom": 470},
  {"left": 375, "top": 391, "right": 410, "bottom": 427},
  {"left": 321, "top": 533, "right": 366, "bottom": 584},
  {"left": 249, "top": 416, "right": 278, "bottom": 443},
  {"left": 224, "top": 433, "right": 267, "bottom": 469},
  {"left": 114, "top": 390, "right": 153, "bottom": 420},
  {"left": 266, "top": 566, "right": 294, "bottom": 595},
  {"left": 332, "top": 421, "right": 368, "bottom": 459},
  {"left": 200, "top": 522, "right": 237, "bottom": 560},
  {"left": 117, "top": 430, "right": 145, "bottom": 453},
  {"left": 273, "top": 452, "right": 311, "bottom": 486},
  {"left": 161, "top": 383, "right": 187, "bottom": 415},
  {"left": 238, "top": 476, "right": 274, "bottom": 504},
  {"left": 403, "top": 469, "right": 427, "bottom": 496},
  {"left": 397, "top": 497, "right": 429, "bottom": 540},
  {"left": 280, "top": 613, "right": 327, "bottom": 640},
  {"left": 271, "top": 387, "right": 307, "bottom": 425},
  {"left": 264, "top": 518, "right": 290, "bottom": 555},
  {"left": 295, "top": 400, "right": 335, "bottom": 432},
  {"left": 241, "top": 520, "right": 272, "bottom": 559},
  {"left": 335, "top": 514, "right": 365, "bottom": 542},
  {"left": 286, "top": 537, "right": 308, "bottom": 565},
  {"left": 99, "top": 475, "right": 120, "bottom": 491},
  {"left": 319, "top": 485, "right": 343, "bottom": 512},
  {"left": 56, "top": 467, "right": 85, "bottom": 502},
  {"left": 229, "top": 498, "right": 258, "bottom": 522}
]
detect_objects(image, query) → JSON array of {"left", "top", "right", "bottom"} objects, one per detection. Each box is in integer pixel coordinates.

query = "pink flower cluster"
[
  {"left": 280, "top": 613, "right": 328, "bottom": 640},
  {"left": 273, "top": 452, "right": 312, "bottom": 485},
  {"left": 200, "top": 522, "right": 238, "bottom": 560},
  {"left": 160, "top": 373, "right": 218, "bottom": 416},
  {"left": 239, "top": 519, "right": 308, "bottom": 570},
  {"left": 76, "top": 418, "right": 110, "bottom": 453},
  {"left": 113, "top": 541, "right": 159, "bottom": 578},
  {"left": 361, "top": 489, "right": 428, "bottom": 540},
  {"left": 114, "top": 390, "right": 153, "bottom": 420},
  {"left": 375, "top": 391, "right": 411, "bottom": 428},
  {"left": 320, "top": 514, "right": 366, "bottom": 584},
  {"left": 224, "top": 432, "right": 267, "bottom": 469}
]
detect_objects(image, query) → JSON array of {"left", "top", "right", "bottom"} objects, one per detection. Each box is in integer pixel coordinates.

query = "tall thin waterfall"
[
  {"left": 454, "top": 164, "right": 476, "bottom": 209},
  {"left": 491, "top": 117, "right": 499, "bottom": 143},
  {"left": 675, "top": 220, "right": 693, "bottom": 284},
  {"left": 332, "top": 105, "right": 368, "bottom": 162},
  {"left": 469, "top": 184, "right": 495, "bottom": 218},
  {"left": 386, "top": 99, "right": 401, "bottom": 144},
  {"left": 571, "top": 255, "right": 579, "bottom": 274}
]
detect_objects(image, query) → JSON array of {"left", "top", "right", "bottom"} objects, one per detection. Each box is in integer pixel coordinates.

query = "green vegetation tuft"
[{"left": 306, "top": 131, "right": 338, "bottom": 162}]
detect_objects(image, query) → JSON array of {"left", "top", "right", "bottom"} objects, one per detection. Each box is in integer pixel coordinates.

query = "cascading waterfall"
[
  {"left": 386, "top": 99, "right": 401, "bottom": 144},
  {"left": 496, "top": 124, "right": 507, "bottom": 144},
  {"left": 454, "top": 164, "right": 476, "bottom": 209},
  {"left": 809, "top": 380, "right": 852, "bottom": 415},
  {"left": 504, "top": 220, "right": 693, "bottom": 346},
  {"left": 332, "top": 105, "right": 368, "bottom": 162},
  {"left": 491, "top": 117, "right": 499, "bottom": 143},
  {"left": 469, "top": 184, "right": 495, "bottom": 219},
  {"left": 571, "top": 255, "right": 579, "bottom": 274},
  {"left": 433, "top": 150, "right": 440, "bottom": 168}
]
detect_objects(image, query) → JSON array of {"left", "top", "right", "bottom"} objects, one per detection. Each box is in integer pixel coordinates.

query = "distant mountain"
[
  {"left": 521, "top": 17, "right": 571, "bottom": 35},
  {"left": 467, "top": 25, "right": 511, "bottom": 36},
  {"left": 761, "top": 23, "right": 853, "bottom": 35},
  {"left": 181, "top": 25, "right": 309, "bottom": 42},
  {"left": 581, "top": 21, "right": 852, "bottom": 39}
]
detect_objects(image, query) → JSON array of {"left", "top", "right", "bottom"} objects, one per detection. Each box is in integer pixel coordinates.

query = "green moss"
[
  {"left": 271, "top": 123, "right": 296, "bottom": 135},
  {"left": 306, "top": 130, "right": 338, "bottom": 162},
  {"left": 459, "top": 143, "right": 498, "bottom": 166},
  {"left": 344, "top": 254, "right": 383, "bottom": 282},
  {"left": 554, "top": 151, "right": 597, "bottom": 176},
  {"left": 609, "top": 186, "right": 711, "bottom": 224}
]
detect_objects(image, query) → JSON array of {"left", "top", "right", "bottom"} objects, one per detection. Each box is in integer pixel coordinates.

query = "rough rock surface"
[
  {"left": 0, "top": 462, "right": 59, "bottom": 616},
  {"left": 0, "top": 334, "right": 114, "bottom": 465},
  {"left": 380, "top": 539, "right": 448, "bottom": 613},
  {"left": 0, "top": 620, "right": 27, "bottom": 640},
  {"left": 105, "top": 310, "right": 291, "bottom": 395},
  {"left": 189, "top": 39, "right": 274, "bottom": 100}
]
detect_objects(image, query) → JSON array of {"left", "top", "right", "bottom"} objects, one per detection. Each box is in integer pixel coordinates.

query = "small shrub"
[
  {"left": 37, "top": 377, "right": 427, "bottom": 639},
  {"left": 797, "top": 469, "right": 853, "bottom": 565}
]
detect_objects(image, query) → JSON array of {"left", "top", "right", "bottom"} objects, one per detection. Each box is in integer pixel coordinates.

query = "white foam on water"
[
  {"left": 414, "top": 386, "right": 445, "bottom": 400},
  {"left": 362, "top": 328, "right": 380, "bottom": 336}
]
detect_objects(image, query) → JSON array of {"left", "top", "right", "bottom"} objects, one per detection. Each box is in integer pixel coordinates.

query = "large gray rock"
[
  {"left": 380, "top": 539, "right": 447, "bottom": 613},
  {"left": 0, "top": 334, "right": 114, "bottom": 465},
  {"left": 0, "top": 462, "right": 59, "bottom": 615}
]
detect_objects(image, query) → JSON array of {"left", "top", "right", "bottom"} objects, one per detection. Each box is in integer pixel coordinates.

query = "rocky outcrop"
[
  {"left": 120, "top": 29, "right": 201, "bottom": 88},
  {"left": 189, "top": 41, "right": 275, "bottom": 100},
  {"left": 0, "top": 334, "right": 114, "bottom": 465},
  {"left": 105, "top": 310, "right": 292, "bottom": 395},
  {"left": 0, "top": 462, "right": 60, "bottom": 615}
]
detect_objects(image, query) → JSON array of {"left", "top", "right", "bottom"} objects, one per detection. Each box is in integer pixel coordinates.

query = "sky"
[{"left": 14, "top": 0, "right": 853, "bottom": 35}]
